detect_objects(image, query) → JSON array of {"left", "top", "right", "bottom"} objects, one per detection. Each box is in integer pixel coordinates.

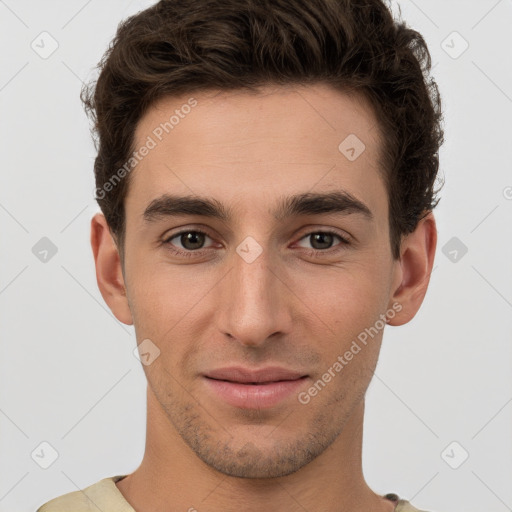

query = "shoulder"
[
  {"left": 36, "top": 475, "right": 133, "bottom": 512},
  {"left": 396, "top": 499, "right": 435, "bottom": 512}
]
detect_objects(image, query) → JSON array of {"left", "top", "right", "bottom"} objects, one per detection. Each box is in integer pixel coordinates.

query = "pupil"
[
  {"left": 312, "top": 233, "right": 332, "bottom": 250},
  {"left": 178, "top": 232, "right": 333, "bottom": 251},
  {"left": 182, "top": 232, "right": 204, "bottom": 250}
]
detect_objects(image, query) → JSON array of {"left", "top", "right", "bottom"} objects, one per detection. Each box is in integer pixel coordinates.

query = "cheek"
[
  {"left": 125, "top": 262, "right": 176, "bottom": 336},
  {"left": 125, "top": 260, "right": 215, "bottom": 361},
  {"left": 301, "top": 261, "right": 391, "bottom": 329}
]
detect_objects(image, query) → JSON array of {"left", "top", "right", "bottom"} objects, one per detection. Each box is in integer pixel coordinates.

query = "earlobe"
[
  {"left": 90, "top": 213, "right": 133, "bottom": 325},
  {"left": 386, "top": 212, "right": 437, "bottom": 326}
]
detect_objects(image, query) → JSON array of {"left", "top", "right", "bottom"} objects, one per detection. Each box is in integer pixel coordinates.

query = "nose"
[{"left": 217, "top": 241, "right": 294, "bottom": 348}]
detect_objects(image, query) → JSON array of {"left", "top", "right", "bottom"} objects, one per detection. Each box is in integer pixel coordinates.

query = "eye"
[
  {"left": 296, "top": 231, "right": 350, "bottom": 252},
  {"left": 161, "top": 228, "right": 351, "bottom": 259},
  {"left": 163, "top": 229, "right": 215, "bottom": 255}
]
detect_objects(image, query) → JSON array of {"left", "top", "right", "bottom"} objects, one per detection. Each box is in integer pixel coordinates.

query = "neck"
[{"left": 116, "top": 385, "right": 395, "bottom": 512}]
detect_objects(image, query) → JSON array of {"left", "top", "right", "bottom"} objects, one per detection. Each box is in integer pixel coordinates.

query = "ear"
[
  {"left": 90, "top": 213, "right": 133, "bottom": 325},
  {"left": 386, "top": 211, "right": 437, "bottom": 326}
]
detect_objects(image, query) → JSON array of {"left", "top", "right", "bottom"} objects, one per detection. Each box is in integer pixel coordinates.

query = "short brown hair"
[{"left": 81, "top": 0, "right": 444, "bottom": 260}]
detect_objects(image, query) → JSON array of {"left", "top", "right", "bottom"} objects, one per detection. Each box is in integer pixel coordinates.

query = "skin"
[{"left": 91, "top": 83, "right": 436, "bottom": 512}]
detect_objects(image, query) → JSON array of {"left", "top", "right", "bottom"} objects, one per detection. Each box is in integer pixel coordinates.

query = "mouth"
[
  {"left": 202, "top": 370, "right": 309, "bottom": 409},
  {"left": 205, "top": 376, "right": 308, "bottom": 384},
  {"left": 203, "top": 366, "right": 308, "bottom": 383}
]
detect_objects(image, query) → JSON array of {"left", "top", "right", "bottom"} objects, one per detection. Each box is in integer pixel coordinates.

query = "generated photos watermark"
[
  {"left": 94, "top": 97, "right": 198, "bottom": 200},
  {"left": 298, "top": 301, "right": 402, "bottom": 404}
]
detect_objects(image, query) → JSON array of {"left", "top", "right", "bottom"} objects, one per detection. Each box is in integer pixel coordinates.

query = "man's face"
[{"left": 121, "top": 84, "right": 401, "bottom": 478}]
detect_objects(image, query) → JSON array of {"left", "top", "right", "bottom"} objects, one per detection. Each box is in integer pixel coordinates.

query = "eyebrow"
[{"left": 143, "top": 191, "right": 374, "bottom": 223}]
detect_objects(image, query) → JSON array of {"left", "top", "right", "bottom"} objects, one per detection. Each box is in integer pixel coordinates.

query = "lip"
[
  {"left": 203, "top": 366, "right": 307, "bottom": 383},
  {"left": 202, "top": 366, "right": 309, "bottom": 409}
]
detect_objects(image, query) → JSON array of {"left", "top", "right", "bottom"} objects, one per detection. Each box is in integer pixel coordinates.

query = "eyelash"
[{"left": 162, "top": 229, "right": 351, "bottom": 258}]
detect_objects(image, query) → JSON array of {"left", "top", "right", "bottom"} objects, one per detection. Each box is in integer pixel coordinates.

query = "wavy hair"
[{"left": 81, "top": 0, "right": 444, "bottom": 259}]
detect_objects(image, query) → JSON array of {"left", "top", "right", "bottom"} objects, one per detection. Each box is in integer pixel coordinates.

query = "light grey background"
[{"left": 1, "top": 1, "right": 511, "bottom": 511}]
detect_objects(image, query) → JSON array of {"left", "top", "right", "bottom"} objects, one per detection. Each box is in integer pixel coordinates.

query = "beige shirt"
[{"left": 36, "top": 474, "right": 432, "bottom": 512}]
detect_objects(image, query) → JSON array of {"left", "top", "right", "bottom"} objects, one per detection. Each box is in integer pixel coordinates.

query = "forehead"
[{"left": 127, "top": 83, "right": 387, "bottom": 225}]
